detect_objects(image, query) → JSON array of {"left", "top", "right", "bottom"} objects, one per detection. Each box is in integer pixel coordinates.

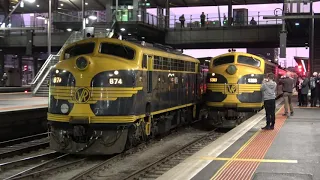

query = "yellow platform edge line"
[
  {"left": 201, "top": 157, "right": 298, "bottom": 163},
  {"left": 210, "top": 105, "right": 284, "bottom": 180}
]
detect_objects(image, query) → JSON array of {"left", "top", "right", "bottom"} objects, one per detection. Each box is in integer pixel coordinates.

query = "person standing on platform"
[
  {"left": 261, "top": 73, "right": 277, "bottom": 130},
  {"left": 296, "top": 76, "right": 303, "bottom": 106},
  {"left": 317, "top": 73, "right": 320, "bottom": 106},
  {"left": 301, "top": 75, "right": 310, "bottom": 107},
  {"left": 2, "top": 72, "right": 7, "bottom": 87},
  {"left": 179, "top": 14, "right": 185, "bottom": 28},
  {"left": 200, "top": 12, "right": 206, "bottom": 27},
  {"left": 309, "top": 72, "right": 318, "bottom": 107},
  {"left": 279, "top": 72, "right": 294, "bottom": 117}
]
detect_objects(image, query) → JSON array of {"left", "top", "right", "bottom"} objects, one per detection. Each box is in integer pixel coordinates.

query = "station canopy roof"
[{"left": 1, "top": 0, "right": 310, "bottom": 14}]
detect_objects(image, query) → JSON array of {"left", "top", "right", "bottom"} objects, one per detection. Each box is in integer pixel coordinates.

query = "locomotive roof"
[{"left": 64, "top": 37, "right": 199, "bottom": 63}]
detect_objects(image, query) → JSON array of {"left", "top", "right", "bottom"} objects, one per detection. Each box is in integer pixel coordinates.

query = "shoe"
[
  {"left": 261, "top": 126, "right": 271, "bottom": 130},
  {"left": 290, "top": 112, "right": 294, "bottom": 116}
]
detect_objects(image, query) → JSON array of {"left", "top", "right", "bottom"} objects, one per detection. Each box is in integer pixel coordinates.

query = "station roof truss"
[{"left": 3, "top": 0, "right": 320, "bottom": 14}]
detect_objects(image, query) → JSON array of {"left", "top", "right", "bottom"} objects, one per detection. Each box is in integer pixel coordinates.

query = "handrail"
[
  {"left": 32, "top": 66, "right": 53, "bottom": 95},
  {"left": 30, "top": 54, "right": 53, "bottom": 85},
  {"left": 107, "top": 11, "right": 118, "bottom": 38},
  {"left": 31, "top": 30, "right": 83, "bottom": 95},
  {"left": 31, "top": 31, "right": 81, "bottom": 86}
]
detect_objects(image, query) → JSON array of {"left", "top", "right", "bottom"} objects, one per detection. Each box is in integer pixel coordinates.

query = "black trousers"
[
  {"left": 302, "top": 94, "right": 308, "bottom": 106},
  {"left": 264, "top": 99, "right": 276, "bottom": 127},
  {"left": 298, "top": 90, "right": 302, "bottom": 105},
  {"left": 310, "top": 89, "right": 318, "bottom": 107}
]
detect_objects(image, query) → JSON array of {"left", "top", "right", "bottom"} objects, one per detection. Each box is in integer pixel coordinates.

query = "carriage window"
[
  {"left": 154, "top": 56, "right": 162, "bottom": 69},
  {"left": 238, "top": 55, "right": 261, "bottom": 67},
  {"left": 64, "top": 43, "right": 95, "bottom": 59},
  {"left": 163, "top": 58, "right": 168, "bottom": 70},
  {"left": 142, "top": 54, "right": 148, "bottom": 68},
  {"left": 100, "top": 43, "right": 135, "bottom": 60},
  {"left": 213, "top": 56, "right": 234, "bottom": 66}
]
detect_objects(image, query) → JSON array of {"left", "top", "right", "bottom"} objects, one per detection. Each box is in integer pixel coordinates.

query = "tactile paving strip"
[{"left": 211, "top": 106, "right": 287, "bottom": 180}]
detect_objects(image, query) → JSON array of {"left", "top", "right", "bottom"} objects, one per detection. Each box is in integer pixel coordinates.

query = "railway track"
[
  {"left": 70, "top": 130, "right": 223, "bottom": 180},
  {"left": 0, "top": 133, "right": 49, "bottom": 159},
  {"left": 122, "top": 130, "right": 222, "bottom": 180},
  {"left": 4, "top": 153, "right": 88, "bottom": 180}
]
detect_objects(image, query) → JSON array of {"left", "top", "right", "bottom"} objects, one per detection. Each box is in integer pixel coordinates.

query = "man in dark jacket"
[
  {"left": 200, "top": 12, "right": 206, "bottom": 27},
  {"left": 179, "top": 14, "right": 185, "bottom": 28},
  {"left": 301, "top": 75, "right": 310, "bottom": 106},
  {"left": 261, "top": 73, "right": 277, "bottom": 130},
  {"left": 296, "top": 76, "right": 303, "bottom": 106},
  {"left": 279, "top": 72, "right": 294, "bottom": 117}
]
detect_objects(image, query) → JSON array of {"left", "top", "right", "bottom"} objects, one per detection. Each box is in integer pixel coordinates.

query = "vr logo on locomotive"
[
  {"left": 227, "top": 84, "right": 237, "bottom": 94},
  {"left": 74, "top": 87, "right": 91, "bottom": 103}
]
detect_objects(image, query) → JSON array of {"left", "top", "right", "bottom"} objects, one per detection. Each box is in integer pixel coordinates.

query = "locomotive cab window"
[
  {"left": 64, "top": 42, "right": 95, "bottom": 60},
  {"left": 100, "top": 43, "right": 135, "bottom": 60},
  {"left": 212, "top": 56, "right": 234, "bottom": 66},
  {"left": 237, "top": 55, "right": 261, "bottom": 67}
]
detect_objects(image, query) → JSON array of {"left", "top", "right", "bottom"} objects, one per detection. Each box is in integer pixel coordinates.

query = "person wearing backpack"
[{"left": 309, "top": 72, "right": 318, "bottom": 107}]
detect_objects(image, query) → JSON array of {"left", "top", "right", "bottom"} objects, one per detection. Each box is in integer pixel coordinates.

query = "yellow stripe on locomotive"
[
  {"left": 206, "top": 52, "right": 265, "bottom": 111},
  {"left": 47, "top": 37, "right": 201, "bottom": 154}
]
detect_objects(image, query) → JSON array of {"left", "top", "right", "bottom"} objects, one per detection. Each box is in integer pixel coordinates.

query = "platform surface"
[
  {"left": 0, "top": 85, "right": 31, "bottom": 93},
  {"left": 0, "top": 92, "right": 48, "bottom": 112},
  {"left": 157, "top": 99, "right": 320, "bottom": 180}
]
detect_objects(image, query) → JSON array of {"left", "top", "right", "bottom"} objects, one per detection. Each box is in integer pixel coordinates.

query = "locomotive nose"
[{"left": 226, "top": 65, "right": 237, "bottom": 75}]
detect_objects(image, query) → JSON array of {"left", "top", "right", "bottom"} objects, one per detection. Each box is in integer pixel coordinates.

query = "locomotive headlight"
[
  {"left": 60, "top": 103, "right": 69, "bottom": 114},
  {"left": 76, "top": 57, "right": 89, "bottom": 70},
  {"left": 248, "top": 78, "right": 258, "bottom": 83},
  {"left": 114, "top": 70, "right": 119, "bottom": 75},
  {"left": 212, "top": 73, "right": 215, "bottom": 76}
]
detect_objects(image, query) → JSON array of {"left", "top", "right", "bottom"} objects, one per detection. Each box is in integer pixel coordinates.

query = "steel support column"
[
  {"left": 309, "top": 1, "right": 314, "bottom": 75},
  {"left": 0, "top": 52, "right": 4, "bottom": 80},
  {"left": 82, "top": 0, "right": 86, "bottom": 38},
  {"left": 48, "top": 0, "right": 52, "bottom": 56},
  {"left": 165, "top": 0, "right": 170, "bottom": 28},
  {"left": 228, "top": 0, "right": 232, "bottom": 26}
]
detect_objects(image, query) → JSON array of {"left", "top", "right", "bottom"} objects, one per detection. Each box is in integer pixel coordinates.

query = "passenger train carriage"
[
  {"left": 205, "top": 52, "right": 296, "bottom": 127},
  {"left": 48, "top": 38, "right": 205, "bottom": 155}
]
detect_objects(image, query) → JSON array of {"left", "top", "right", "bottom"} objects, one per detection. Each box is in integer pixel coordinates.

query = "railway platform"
[
  {"left": 0, "top": 86, "right": 31, "bottom": 93},
  {"left": 0, "top": 92, "right": 48, "bottom": 141},
  {"left": 0, "top": 92, "right": 47, "bottom": 112},
  {"left": 158, "top": 98, "right": 320, "bottom": 180}
]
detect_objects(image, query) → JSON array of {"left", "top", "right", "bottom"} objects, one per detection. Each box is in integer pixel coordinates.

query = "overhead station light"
[
  {"left": 66, "top": 28, "right": 72, "bottom": 32},
  {"left": 85, "top": 2, "right": 88, "bottom": 5},
  {"left": 24, "top": 0, "right": 36, "bottom": 3},
  {"left": 36, "top": 16, "right": 45, "bottom": 19},
  {"left": 36, "top": 4, "right": 40, "bottom": 7},
  {"left": 88, "top": 15, "right": 97, "bottom": 20},
  {"left": 20, "top": 1, "right": 24, "bottom": 8}
]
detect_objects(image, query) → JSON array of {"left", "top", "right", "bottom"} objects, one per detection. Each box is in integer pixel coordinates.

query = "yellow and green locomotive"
[
  {"left": 48, "top": 37, "right": 203, "bottom": 154},
  {"left": 205, "top": 52, "right": 293, "bottom": 127}
]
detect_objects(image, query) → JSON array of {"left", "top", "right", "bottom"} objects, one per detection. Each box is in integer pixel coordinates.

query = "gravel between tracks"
[{"left": 71, "top": 126, "right": 210, "bottom": 180}]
